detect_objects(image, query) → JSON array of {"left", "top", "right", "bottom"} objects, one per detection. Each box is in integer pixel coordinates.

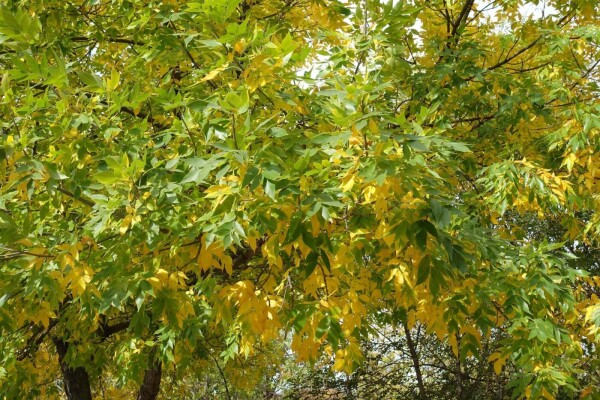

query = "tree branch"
[{"left": 70, "top": 36, "right": 145, "bottom": 46}]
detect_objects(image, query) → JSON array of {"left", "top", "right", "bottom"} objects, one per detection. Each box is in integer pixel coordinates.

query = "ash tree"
[{"left": 1, "top": 0, "right": 599, "bottom": 399}]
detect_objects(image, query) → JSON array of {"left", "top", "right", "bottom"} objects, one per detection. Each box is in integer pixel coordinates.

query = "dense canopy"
[{"left": 0, "top": 0, "right": 599, "bottom": 399}]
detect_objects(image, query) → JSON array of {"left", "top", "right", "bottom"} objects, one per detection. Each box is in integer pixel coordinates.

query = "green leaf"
[
  {"left": 301, "top": 229, "right": 317, "bottom": 251},
  {"left": 94, "top": 170, "right": 120, "bottom": 184},
  {"left": 264, "top": 180, "right": 276, "bottom": 200},
  {"left": 77, "top": 71, "right": 103, "bottom": 89},
  {"left": 284, "top": 212, "right": 303, "bottom": 245},
  {"left": 316, "top": 315, "right": 331, "bottom": 339},
  {"left": 304, "top": 252, "right": 318, "bottom": 277},
  {"left": 416, "top": 255, "right": 431, "bottom": 285}
]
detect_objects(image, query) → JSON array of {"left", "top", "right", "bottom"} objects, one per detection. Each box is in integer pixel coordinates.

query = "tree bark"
[
  {"left": 136, "top": 359, "right": 162, "bottom": 400},
  {"left": 456, "top": 332, "right": 464, "bottom": 400},
  {"left": 403, "top": 324, "right": 428, "bottom": 400},
  {"left": 52, "top": 338, "right": 93, "bottom": 400}
]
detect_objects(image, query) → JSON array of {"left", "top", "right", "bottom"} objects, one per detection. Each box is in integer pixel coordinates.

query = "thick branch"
[
  {"left": 52, "top": 338, "right": 93, "bottom": 400},
  {"left": 451, "top": 0, "right": 476, "bottom": 37},
  {"left": 97, "top": 320, "right": 130, "bottom": 339},
  {"left": 403, "top": 324, "right": 428, "bottom": 400},
  {"left": 136, "top": 360, "right": 162, "bottom": 400},
  {"left": 487, "top": 36, "right": 543, "bottom": 71},
  {"left": 16, "top": 319, "right": 58, "bottom": 361}
]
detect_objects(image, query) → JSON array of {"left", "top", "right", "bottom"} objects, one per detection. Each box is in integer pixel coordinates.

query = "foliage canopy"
[{"left": 1, "top": 0, "right": 599, "bottom": 398}]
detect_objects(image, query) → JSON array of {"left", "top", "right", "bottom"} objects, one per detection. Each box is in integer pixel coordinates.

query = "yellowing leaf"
[
  {"left": 147, "top": 277, "right": 161, "bottom": 289},
  {"left": 341, "top": 175, "right": 355, "bottom": 192},
  {"left": 71, "top": 275, "right": 88, "bottom": 297},
  {"left": 332, "top": 350, "right": 346, "bottom": 371},
  {"left": 224, "top": 256, "right": 233, "bottom": 276},
  {"left": 247, "top": 231, "right": 259, "bottom": 251},
  {"left": 488, "top": 352, "right": 507, "bottom": 375},
  {"left": 368, "top": 119, "right": 379, "bottom": 134},
  {"left": 199, "top": 63, "right": 229, "bottom": 83},
  {"left": 204, "top": 185, "right": 233, "bottom": 198},
  {"left": 107, "top": 69, "right": 120, "bottom": 90},
  {"left": 120, "top": 214, "right": 133, "bottom": 235},
  {"left": 199, "top": 244, "right": 214, "bottom": 272},
  {"left": 155, "top": 269, "right": 169, "bottom": 285},
  {"left": 234, "top": 39, "right": 246, "bottom": 54}
]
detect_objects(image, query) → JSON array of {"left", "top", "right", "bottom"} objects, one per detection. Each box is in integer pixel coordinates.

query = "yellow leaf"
[
  {"left": 341, "top": 175, "right": 355, "bottom": 192},
  {"left": 107, "top": 69, "right": 120, "bottom": 91},
  {"left": 234, "top": 39, "right": 246, "bottom": 54},
  {"left": 362, "top": 185, "right": 377, "bottom": 203},
  {"left": 199, "top": 63, "right": 229, "bottom": 83},
  {"left": 562, "top": 153, "right": 577, "bottom": 173},
  {"left": 120, "top": 214, "right": 132, "bottom": 235},
  {"left": 493, "top": 358, "right": 505, "bottom": 375},
  {"left": 488, "top": 352, "right": 507, "bottom": 375},
  {"left": 71, "top": 275, "right": 87, "bottom": 297},
  {"left": 224, "top": 256, "right": 233, "bottom": 276},
  {"left": 61, "top": 254, "right": 75, "bottom": 269},
  {"left": 147, "top": 277, "right": 161, "bottom": 289},
  {"left": 168, "top": 273, "right": 179, "bottom": 290},
  {"left": 310, "top": 215, "right": 320, "bottom": 235},
  {"left": 332, "top": 351, "right": 346, "bottom": 371},
  {"left": 35, "top": 302, "right": 54, "bottom": 329},
  {"left": 156, "top": 269, "right": 169, "bottom": 285},
  {"left": 247, "top": 231, "right": 259, "bottom": 251},
  {"left": 368, "top": 119, "right": 379, "bottom": 134},
  {"left": 204, "top": 185, "right": 232, "bottom": 198},
  {"left": 69, "top": 245, "right": 79, "bottom": 261},
  {"left": 198, "top": 245, "right": 213, "bottom": 271},
  {"left": 580, "top": 387, "right": 593, "bottom": 399},
  {"left": 16, "top": 238, "right": 33, "bottom": 246}
]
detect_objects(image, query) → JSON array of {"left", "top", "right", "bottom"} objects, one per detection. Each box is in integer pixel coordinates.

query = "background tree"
[{"left": 1, "top": 0, "right": 599, "bottom": 399}]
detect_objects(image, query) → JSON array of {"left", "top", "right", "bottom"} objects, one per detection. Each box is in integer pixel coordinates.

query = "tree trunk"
[
  {"left": 403, "top": 324, "right": 428, "bottom": 400},
  {"left": 136, "top": 360, "right": 162, "bottom": 400},
  {"left": 52, "top": 338, "right": 93, "bottom": 400},
  {"left": 456, "top": 332, "right": 464, "bottom": 400}
]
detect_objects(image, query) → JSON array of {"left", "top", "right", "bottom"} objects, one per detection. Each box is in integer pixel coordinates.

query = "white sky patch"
[
  {"left": 294, "top": 1, "right": 561, "bottom": 88},
  {"left": 519, "top": 0, "right": 558, "bottom": 20}
]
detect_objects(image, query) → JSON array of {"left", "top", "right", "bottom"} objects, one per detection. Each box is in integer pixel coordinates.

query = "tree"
[{"left": 1, "top": 0, "right": 599, "bottom": 398}]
